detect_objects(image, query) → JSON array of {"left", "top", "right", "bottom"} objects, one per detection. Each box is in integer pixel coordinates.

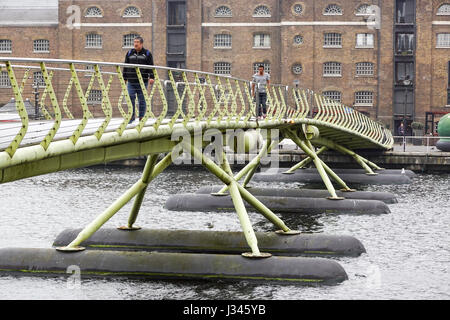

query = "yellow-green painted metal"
[
  {"left": 62, "top": 77, "right": 75, "bottom": 119},
  {"left": 284, "top": 146, "right": 328, "bottom": 174},
  {"left": 39, "top": 63, "right": 62, "bottom": 151},
  {"left": 39, "top": 70, "right": 54, "bottom": 120},
  {"left": 4, "top": 61, "right": 28, "bottom": 158},
  {"left": 115, "top": 65, "right": 134, "bottom": 135},
  {"left": 151, "top": 69, "right": 168, "bottom": 131},
  {"left": 19, "top": 68, "right": 30, "bottom": 94},
  {"left": 93, "top": 65, "right": 112, "bottom": 140},
  {"left": 68, "top": 63, "right": 90, "bottom": 145},
  {"left": 84, "top": 72, "right": 95, "bottom": 119}
]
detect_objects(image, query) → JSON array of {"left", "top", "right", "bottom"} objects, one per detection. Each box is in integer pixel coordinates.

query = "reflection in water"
[{"left": 0, "top": 165, "right": 449, "bottom": 300}]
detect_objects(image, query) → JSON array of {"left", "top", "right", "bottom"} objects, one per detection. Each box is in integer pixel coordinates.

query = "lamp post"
[{"left": 402, "top": 76, "right": 412, "bottom": 152}]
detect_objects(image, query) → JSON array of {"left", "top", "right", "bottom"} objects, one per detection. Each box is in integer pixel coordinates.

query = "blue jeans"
[
  {"left": 127, "top": 81, "right": 148, "bottom": 119},
  {"left": 257, "top": 92, "right": 267, "bottom": 117}
]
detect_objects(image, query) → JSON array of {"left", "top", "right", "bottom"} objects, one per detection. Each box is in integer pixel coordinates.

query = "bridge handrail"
[{"left": 0, "top": 57, "right": 393, "bottom": 160}]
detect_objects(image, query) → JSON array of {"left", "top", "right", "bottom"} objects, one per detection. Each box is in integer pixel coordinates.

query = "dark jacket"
[{"left": 123, "top": 47, "right": 154, "bottom": 83}]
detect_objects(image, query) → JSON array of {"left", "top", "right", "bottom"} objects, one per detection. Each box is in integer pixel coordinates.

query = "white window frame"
[
  {"left": 253, "top": 62, "right": 271, "bottom": 74},
  {"left": 0, "top": 71, "right": 11, "bottom": 88},
  {"left": 354, "top": 91, "right": 373, "bottom": 106},
  {"left": 253, "top": 34, "right": 271, "bottom": 49},
  {"left": 356, "top": 62, "right": 374, "bottom": 76},
  {"left": 0, "top": 39, "right": 12, "bottom": 53},
  {"left": 253, "top": 5, "right": 271, "bottom": 17},
  {"left": 215, "top": 6, "right": 232, "bottom": 17},
  {"left": 437, "top": 33, "right": 450, "bottom": 48},
  {"left": 293, "top": 4, "right": 304, "bottom": 15},
  {"left": 87, "top": 89, "right": 103, "bottom": 105},
  {"left": 324, "top": 4, "right": 343, "bottom": 15},
  {"left": 123, "top": 6, "right": 141, "bottom": 18},
  {"left": 123, "top": 34, "right": 140, "bottom": 48},
  {"left": 323, "top": 91, "right": 342, "bottom": 103},
  {"left": 214, "top": 34, "right": 232, "bottom": 49},
  {"left": 355, "top": 4, "right": 374, "bottom": 16},
  {"left": 214, "top": 62, "right": 231, "bottom": 75},
  {"left": 356, "top": 33, "right": 374, "bottom": 48},
  {"left": 294, "top": 35, "right": 304, "bottom": 45},
  {"left": 437, "top": 4, "right": 450, "bottom": 15},
  {"left": 85, "top": 6, "right": 103, "bottom": 18},
  {"left": 33, "top": 39, "right": 50, "bottom": 53},
  {"left": 33, "top": 72, "right": 45, "bottom": 88},
  {"left": 324, "top": 33, "right": 342, "bottom": 48},
  {"left": 85, "top": 33, "right": 103, "bottom": 49},
  {"left": 323, "top": 62, "right": 342, "bottom": 77}
]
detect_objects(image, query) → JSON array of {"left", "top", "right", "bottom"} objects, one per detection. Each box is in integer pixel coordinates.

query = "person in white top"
[{"left": 251, "top": 65, "right": 270, "bottom": 119}]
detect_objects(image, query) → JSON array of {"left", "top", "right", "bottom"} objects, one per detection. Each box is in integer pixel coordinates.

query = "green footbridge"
[{"left": 0, "top": 58, "right": 397, "bottom": 284}]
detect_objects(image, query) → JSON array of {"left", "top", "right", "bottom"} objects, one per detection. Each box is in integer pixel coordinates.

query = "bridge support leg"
[
  {"left": 56, "top": 152, "right": 175, "bottom": 252},
  {"left": 283, "top": 146, "right": 327, "bottom": 174},
  {"left": 212, "top": 140, "right": 276, "bottom": 195},
  {"left": 118, "top": 154, "right": 159, "bottom": 231},
  {"left": 284, "top": 130, "right": 346, "bottom": 199},
  {"left": 182, "top": 141, "right": 298, "bottom": 257}
]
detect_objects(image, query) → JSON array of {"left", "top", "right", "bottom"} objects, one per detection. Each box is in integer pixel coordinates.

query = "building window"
[
  {"left": 214, "top": 62, "right": 231, "bottom": 75},
  {"left": 85, "top": 6, "right": 102, "bottom": 17},
  {"left": 253, "top": 34, "right": 271, "bottom": 48},
  {"left": 123, "top": 34, "right": 140, "bottom": 48},
  {"left": 0, "top": 71, "right": 11, "bottom": 88},
  {"left": 396, "top": 0, "right": 415, "bottom": 24},
  {"left": 33, "top": 39, "right": 50, "bottom": 53},
  {"left": 355, "top": 91, "right": 373, "bottom": 106},
  {"left": 294, "top": 35, "right": 304, "bottom": 45},
  {"left": 85, "top": 33, "right": 102, "bottom": 48},
  {"left": 215, "top": 6, "right": 232, "bottom": 17},
  {"left": 87, "top": 89, "right": 103, "bottom": 104},
  {"left": 293, "top": 4, "right": 304, "bottom": 15},
  {"left": 356, "top": 33, "right": 374, "bottom": 48},
  {"left": 253, "top": 62, "right": 271, "bottom": 74},
  {"left": 323, "top": 91, "right": 342, "bottom": 103},
  {"left": 0, "top": 39, "right": 12, "bottom": 53},
  {"left": 292, "top": 64, "right": 303, "bottom": 75},
  {"left": 123, "top": 6, "right": 140, "bottom": 17},
  {"left": 437, "top": 4, "right": 450, "bottom": 15},
  {"left": 437, "top": 33, "right": 450, "bottom": 48},
  {"left": 324, "top": 33, "right": 342, "bottom": 48},
  {"left": 33, "top": 72, "right": 45, "bottom": 88},
  {"left": 396, "top": 33, "right": 415, "bottom": 54},
  {"left": 355, "top": 4, "right": 374, "bottom": 15},
  {"left": 356, "top": 62, "right": 374, "bottom": 76},
  {"left": 253, "top": 5, "right": 271, "bottom": 17},
  {"left": 214, "top": 34, "right": 232, "bottom": 48},
  {"left": 324, "top": 4, "right": 343, "bottom": 15},
  {"left": 323, "top": 62, "right": 342, "bottom": 77},
  {"left": 395, "top": 62, "right": 414, "bottom": 84}
]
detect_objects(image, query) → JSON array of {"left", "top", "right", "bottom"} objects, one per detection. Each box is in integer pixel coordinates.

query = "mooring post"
[
  {"left": 119, "top": 154, "right": 160, "bottom": 231},
  {"left": 284, "top": 130, "right": 344, "bottom": 200}
]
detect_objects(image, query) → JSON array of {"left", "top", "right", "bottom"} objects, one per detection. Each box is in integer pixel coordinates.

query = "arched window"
[
  {"left": 253, "top": 5, "right": 271, "bottom": 17},
  {"left": 123, "top": 33, "right": 140, "bottom": 48},
  {"left": 214, "top": 34, "right": 232, "bottom": 48},
  {"left": 356, "top": 4, "right": 374, "bottom": 15},
  {"left": 85, "top": 6, "right": 102, "bottom": 17},
  {"left": 215, "top": 6, "right": 232, "bottom": 17},
  {"left": 33, "top": 39, "right": 50, "bottom": 53},
  {"left": 355, "top": 91, "right": 373, "bottom": 106},
  {"left": 324, "top": 4, "right": 343, "bottom": 15},
  {"left": 85, "top": 33, "right": 102, "bottom": 48},
  {"left": 356, "top": 62, "right": 374, "bottom": 76},
  {"left": 323, "top": 91, "right": 342, "bottom": 103},
  {"left": 437, "top": 4, "right": 450, "bottom": 15},
  {"left": 0, "top": 39, "right": 12, "bottom": 52},
  {"left": 292, "top": 64, "right": 303, "bottom": 75},
  {"left": 123, "top": 6, "right": 140, "bottom": 17},
  {"left": 323, "top": 62, "right": 342, "bottom": 77}
]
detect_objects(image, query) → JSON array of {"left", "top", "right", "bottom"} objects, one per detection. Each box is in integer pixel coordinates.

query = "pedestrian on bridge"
[
  {"left": 251, "top": 65, "right": 270, "bottom": 119},
  {"left": 123, "top": 36, "right": 155, "bottom": 123}
]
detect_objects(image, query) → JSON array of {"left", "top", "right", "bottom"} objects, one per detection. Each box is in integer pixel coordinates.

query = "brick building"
[{"left": 0, "top": 0, "right": 449, "bottom": 133}]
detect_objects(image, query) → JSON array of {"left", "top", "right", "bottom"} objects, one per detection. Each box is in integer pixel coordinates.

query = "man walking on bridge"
[
  {"left": 251, "top": 65, "right": 270, "bottom": 119},
  {"left": 123, "top": 36, "right": 155, "bottom": 123}
]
